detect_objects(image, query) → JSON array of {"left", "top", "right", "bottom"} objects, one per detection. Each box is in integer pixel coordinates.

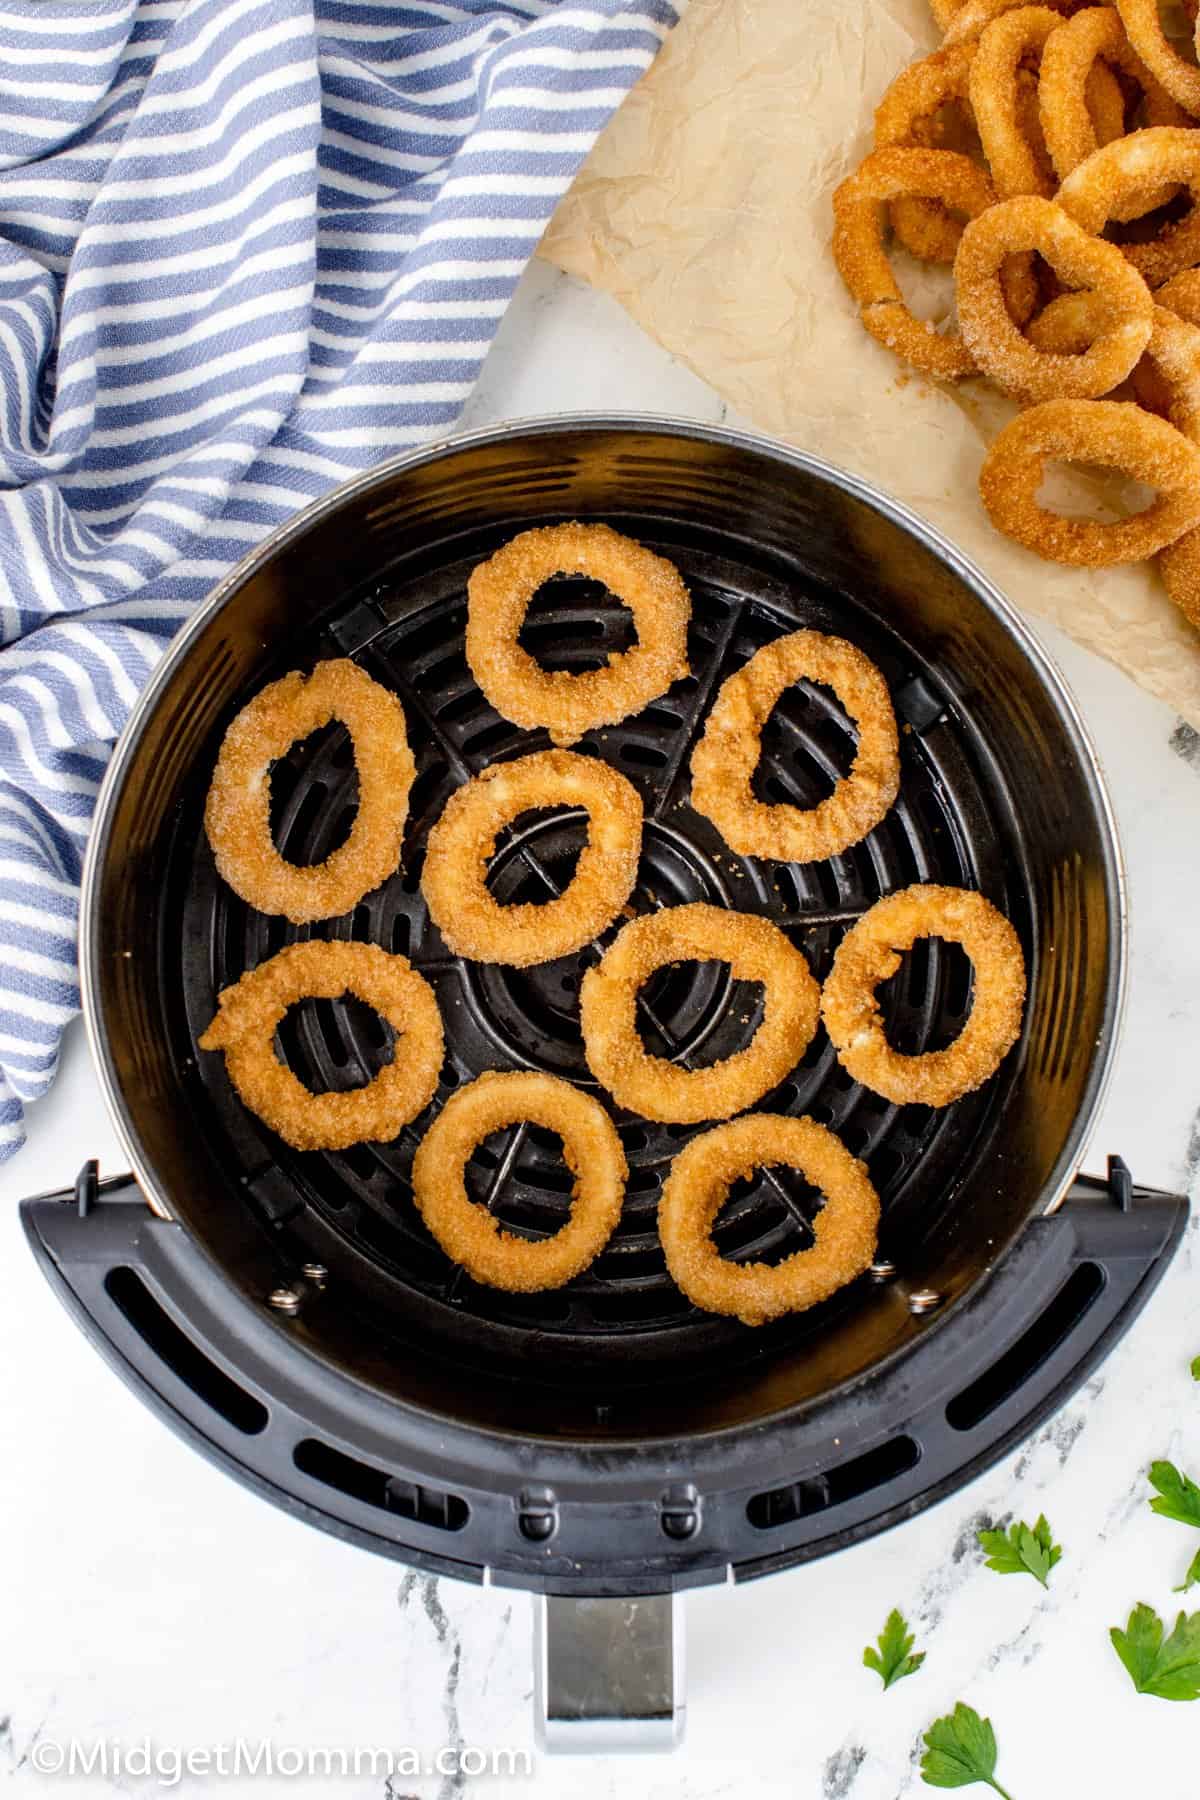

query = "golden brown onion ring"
[
  {"left": 421, "top": 749, "right": 642, "bottom": 967},
  {"left": 465, "top": 523, "right": 690, "bottom": 747},
  {"left": 205, "top": 659, "right": 415, "bottom": 925},
  {"left": 199, "top": 940, "right": 443, "bottom": 1151},
  {"left": 690, "top": 629, "right": 900, "bottom": 863},
  {"left": 1113, "top": 0, "right": 1200, "bottom": 116},
  {"left": 658, "top": 1114, "right": 881, "bottom": 1326},
  {"left": 970, "top": 6, "right": 1064, "bottom": 198},
  {"left": 1056, "top": 126, "right": 1200, "bottom": 286},
  {"left": 978, "top": 396, "right": 1200, "bottom": 563},
  {"left": 580, "top": 903, "right": 821, "bottom": 1124},
  {"left": 820, "top": 884, "right": 1026, "bottom": 1107},
  {"left": 410, "top": 1071, "right": 626, "bottom": 1292},
  {"left": 954, "top": 195, "right": 1153, "bottom": 399},
  {"left": 875, "top": 43, "right": 980, "bottom": 261}
]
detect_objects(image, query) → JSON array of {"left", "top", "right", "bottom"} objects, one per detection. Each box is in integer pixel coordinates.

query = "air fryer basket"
[{"left": 81, "top": 418, "right": 1125, "bottom": 1446}]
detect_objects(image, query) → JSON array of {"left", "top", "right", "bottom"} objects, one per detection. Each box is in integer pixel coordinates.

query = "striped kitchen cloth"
[{"left": 0, "top": 0, "right": 682, "bottom": 1161}]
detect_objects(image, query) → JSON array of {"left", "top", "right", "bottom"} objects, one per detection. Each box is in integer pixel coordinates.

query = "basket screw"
[
  {"left": 908, "top": 1288, "right": 943, "bottom": 1315},
  {"left": 869, "top": 1259, "right": 898, "bottom": 1281},
  {"left": 268, "top": 1287, "right": 302, "bottom": 1315},
  {"left": 301, "top": 1263, "right": 328, "bottom": 1286}
]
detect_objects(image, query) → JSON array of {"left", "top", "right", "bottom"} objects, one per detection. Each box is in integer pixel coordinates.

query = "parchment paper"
[{"left": 540, "top": 0, "right": 1200, "bottom": 727}]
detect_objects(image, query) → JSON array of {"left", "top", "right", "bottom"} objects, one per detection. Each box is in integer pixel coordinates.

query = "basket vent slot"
[
  {"left": 105, "top": 1267, "right": 268, "bottom": 1436},
  {"left": 746, "top": 1434, "right": 920, "bottom": 1530},
  {"left": 293, "top": 1438, "right": 469, "bottom": 1531},
  {"left": 945, "top": 1262, "right": 1105, "bottom": 1432}
]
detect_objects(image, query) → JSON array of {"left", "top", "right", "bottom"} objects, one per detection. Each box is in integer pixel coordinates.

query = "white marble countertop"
[{"left": 4, "top": 263, "right": 1200, "bottom": 1800}]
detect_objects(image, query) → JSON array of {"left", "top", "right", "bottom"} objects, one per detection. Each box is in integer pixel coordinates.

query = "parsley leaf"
[
  {"left": 1148, "top": 1460, "right": 1200, "bottom": 1529},
  {"left": 920, "top": 1703, "right": 1014, "bottom": 1796},
  {"left": 863, "top": 1608, "right": 925, "bottom": 1690},
  {"left": 1110, "top": 1603, "right": 1200, "bottom": 1701},
  {"left": 1191, "top": 1355, "right": 1200, "bottom": 1382},
  {"left": 976, "top": 1514, "right": 1062, "bottom": 1587},
  {"left": 1175, "top": 1547, "right": 1200, "bottom": 1595}
]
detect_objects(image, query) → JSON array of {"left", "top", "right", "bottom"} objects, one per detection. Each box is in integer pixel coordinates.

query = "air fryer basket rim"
[{"left": 78, "top": 414, "right": 1128, "bottom": 1449}]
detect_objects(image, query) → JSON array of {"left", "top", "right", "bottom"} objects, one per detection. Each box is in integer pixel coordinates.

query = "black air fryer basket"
[{"left": 22, "top": 419, "right": 1186, "bottom": 1750}]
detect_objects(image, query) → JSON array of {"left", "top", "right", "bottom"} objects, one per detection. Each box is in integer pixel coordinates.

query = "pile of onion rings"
[
  {"left": 422, "top": 748, "right": 643, "bottom": 967},
  {"left": 820, "top": 884, "right": 1027, "bottom": 1107},
  {"left": 690, "top": 629, "right": 901, "bottom": 862},
  {"left": 465, "top": 522, "right": 690, "bottom": 747},
  {"left": 411, "top": 1071, "right": 627, "bottom": 1293},
  {"left": 199, "top": 940, "right": 443, "bottom": 1151},
  {"left": 658, "top": 1114, "right": 882, "bottom": 1327},
  {"left": 205, "top": 658, "right": 415, "bottom": 924},
  {"left": 580, "top": 902, "right": 822, "bottom": 1124},
  {"left": 831, "top": 1, "right": 1200, "bottom": 629}
]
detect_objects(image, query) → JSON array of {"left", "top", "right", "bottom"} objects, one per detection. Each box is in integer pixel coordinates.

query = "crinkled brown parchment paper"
[{"left": 539, "top": 0, "right": 1200, "bottom": 727}]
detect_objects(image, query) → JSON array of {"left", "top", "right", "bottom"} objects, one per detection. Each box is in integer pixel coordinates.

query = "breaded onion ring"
[
  {"left": 690, "top": 630, "right": 900, "bottom": 863},
  {"left": 580, "top": 904, "right": 821, "bottom": 1124},
  {"left": 1056, "top": 126, "right": 1200, "bottom": 286},
  {"left": 970, "top": 7, "right": 1064, "bottom": 198},
  {"left": 658, "top": 1114, "right": 881, "bottom": 1327},
  {"left": 1114, "top": 0, "right": 1200, "bottom": 115},
  {"left": 1160, "top": 526, "right": 1200, "bottom": 626},
  {"left": 943, "top": 0, "right": 1083, "bottom": 47},
  {"left": 955, "top": 195, "right": 1154, "bottom": 399},
  {"left": 1040, "top": 8, "right": 1186, "bottom": 212},
  {"left": 875, "top": 43, "right": 979, "bottom": 261},
  {"left": 832, "top": 148, "right": 1005, "bottom": 377},
  {"left": 979, "top": 396, "right": 1200, "bottom": 562},
  {"left": 199, "top": 940, "right": 443, "bottom": 1151},
  {"left": 820, "top": 885, "right": 1026, "bottom": 1107},
  {"left": 421, "top": 749, "right": 642, "bottom": 968},
  {"left": 205, "top": 659, "right": 415, "bottom": 924},
  {"left": 410, "top": 1071, "right": 626, "bottom": 1293},
  {"left": 465, "top": 523, "right": 690, "bottom": 748}
]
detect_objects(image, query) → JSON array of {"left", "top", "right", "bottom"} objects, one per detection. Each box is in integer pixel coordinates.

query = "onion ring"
[
  {"left": 421, "top": 748, "right": 642, "bottom": 967},
  {"left": 955, "top": 195, "right": 1154, "bottom": 398},
  {"left": 875, "top": 44, "right": 980, "bottom": 261},
  {"left": 690, "top": 630, "right": 900, "bottom": 862},
  {"left": 943, "top": 0, "right": 1084, "bottom": 47},
  {"left": 410, "top": 1071, "right": 626, "bottom": 1293},
  {"left": 580, "top": 903, "right": 821, "bottom": 1124},
  {"left": 820, "top": 885, "right": 1026, "bottom": 1107},
  {"left": 198, "top": 940, "right": 443, "bottom": 1152},
  {"left": 970, "top": 7, "right": 1064, "bottom": 198},
  {"left": 1056, "top": 126, "right": 1200, "bottom": 285},
  {"left": 978, "top": 395, "right": 1200, "bottom": 562},
  {"left": 205, "top": 659, "right": 415, "bottom": 925},
  {"left": 1039, "top": 8, "right": 1186, "bottom": 212},
  {"left": 658, "top": 1114, "right": 881, "bottom": 1327},
  {"left": 1114, "top": 0, "right": 1200, "bottom": 115},
  {"left": 833, "top": 148, "right": 1009, "bottom": 377},
  {"left": 464, "top": 523, "right": 690, "bottom": 748},
  {"left": 1159, "top": 526, "right": 1200, "bottom": 626}
]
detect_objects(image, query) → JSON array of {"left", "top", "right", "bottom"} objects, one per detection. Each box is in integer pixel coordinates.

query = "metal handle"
[{"left": 533, "top": 1593, "right": 686, "bottom": 1754}]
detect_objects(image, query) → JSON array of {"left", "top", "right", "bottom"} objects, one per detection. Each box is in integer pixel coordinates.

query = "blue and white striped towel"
[{"left": 0, "top": 0, "right": 681, "bottom": 1162}]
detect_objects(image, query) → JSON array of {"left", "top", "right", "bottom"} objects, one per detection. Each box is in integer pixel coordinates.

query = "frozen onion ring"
[
  {"left": 820, "top": 885, "right": 1026, "bottom": 1107},
  {"left": 978, "top": 396, "right": 1200, "bottom": 563},
  {"left": 690, "top": 630, "right": 900, "bottom": 862},
  {"left": 205, "top": 659, "right": 415, "bottom": 925},
  {"left": 658, "top": 1114, "right": 881, "bottom": 1327},
  {"left": 1114, "top": 0, "right": 1200, "bottom": 116},
  {"left": 875, "top": 43, "right": 980, "bottom": 261},
  {"left": 954, "top": 195, "right": 1153, "bottom": 399},
  {"left": 969, "top": 6, "right": 1064, "bottom": 198},
  {"left": 580, "top": 903, "right": 821, "bottom": 1124},
  {"left": 198, "top": 940, "right": 443, "bottom": 1152},
  {"left": 833, "top": 148, "right": 1007, "bottom": 377},
  {"left": 1039, "top": 8, "right": 1186, "bottom": 212},
  {"left": 465, "top": 523, "right": 690, "bottom": 747},
  {"left": 410, "top": 1071, "right": 626, "bottom": 1293},
  {"left": 421, "top": 748, "right": 642, "bottom": 967},
  {"left": 1056, "top": 126, "right": 1200, "bottom": 286}
]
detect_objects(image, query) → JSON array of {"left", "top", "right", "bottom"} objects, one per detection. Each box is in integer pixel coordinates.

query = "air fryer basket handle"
[{"left": 533, "top": 1593, "right": 685, "bottom": 1753}]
